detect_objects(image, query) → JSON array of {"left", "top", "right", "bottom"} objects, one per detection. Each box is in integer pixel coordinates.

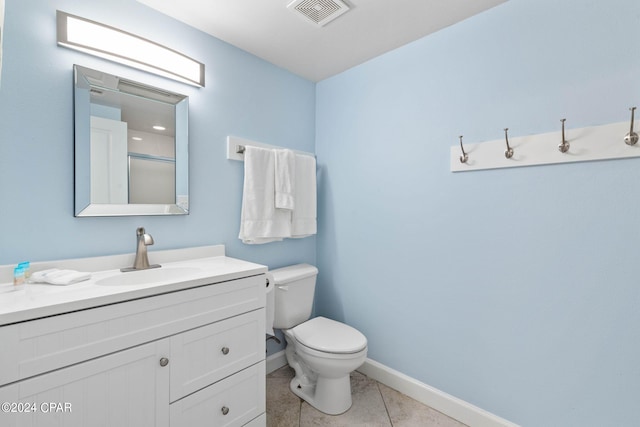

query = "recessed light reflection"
[
  {"left": 131, "top": 136, "right": 143, "bottom": 141},
  {"left": 153, "top": 125, "right": 166, "bottom": 131}
]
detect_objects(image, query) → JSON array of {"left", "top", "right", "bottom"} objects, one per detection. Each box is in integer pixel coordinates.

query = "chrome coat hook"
[
  {"left": 624, "top": 107, "right": 638, "bottom": 146},
  {"left": 558, "top": 119, "right": 570, "bottom": 153},
  {"left": 503, "top": 128, "right": 514, "bottom": 159},
  {"left": 458, "top": 135, "right": 468, "bottom": 163}
]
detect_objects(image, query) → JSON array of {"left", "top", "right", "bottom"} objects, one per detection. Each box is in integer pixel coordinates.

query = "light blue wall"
[
  {"left": 316, "top": 0, "right": 640, "bottom": 426},
  {"left": 0, "top": 0, "right": 316, "bottom": 284},
  {"left": 3, "top": 0, "right": 640, "bottom": 424}
]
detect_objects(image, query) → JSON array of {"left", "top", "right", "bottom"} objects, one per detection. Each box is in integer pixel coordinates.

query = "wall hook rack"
[
  {"left": 459, "top": 136, "right": 468, "bottom": 163},
  {"left": 624, "top": 107, "right": 638, "bottom": 146},
  {"left": 450, "top": 119, "right": 640, "bottom": 172},
  {"left": 558, "top": 119, "right": 570, "bottom": 153}
]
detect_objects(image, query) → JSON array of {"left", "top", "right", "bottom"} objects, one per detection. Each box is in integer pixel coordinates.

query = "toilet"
[{"left": 269, "top": 264, "right": 368, "bottom": 415}]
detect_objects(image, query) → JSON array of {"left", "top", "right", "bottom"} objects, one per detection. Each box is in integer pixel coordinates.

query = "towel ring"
[
  {"left": 458, "top": 136, "right": 468, "bottom": 163},
  {"left": 504, "top": 128, "right": 514, "bottom": 159},
  {"left": 558, "top": 119, "right": 570, "bottom": 153}
]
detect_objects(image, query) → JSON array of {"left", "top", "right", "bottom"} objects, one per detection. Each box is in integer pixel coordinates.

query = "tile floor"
[{"left": 266, "top": 365, "right": 468, "bottom": 427}]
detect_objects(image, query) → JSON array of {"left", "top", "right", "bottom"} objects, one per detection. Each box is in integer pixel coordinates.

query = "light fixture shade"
[{"left": 57, "top": 11, "right": 204, "bottom": 87}]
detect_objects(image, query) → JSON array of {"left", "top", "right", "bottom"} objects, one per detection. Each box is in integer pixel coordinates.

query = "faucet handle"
[{"left": 136, "top": 227, "right": 154, "bottom": 245}]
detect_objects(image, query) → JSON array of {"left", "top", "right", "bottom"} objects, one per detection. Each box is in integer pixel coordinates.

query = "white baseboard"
[
  {"left": 266, "top": 350, "right": 288, "bottom": 374},
  {"left": 358, "top": 358, "right": 519, "bottom": 427},
  {"left": 265, "top": 352, "right": 518, "bottom": 427}
]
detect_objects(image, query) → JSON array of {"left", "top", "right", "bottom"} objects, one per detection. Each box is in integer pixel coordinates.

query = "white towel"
[
  {"left": 30, "top": 269, "right": 91, "bottom": 285},
  {"left": 239, "top": 146, "right": 292, "bottom": 244},
  {"left": 291, "top": 153, "right": 317, "bottom": 238},
  {"left": 274, "top": 149, "right": 295, "bottom": 210}
]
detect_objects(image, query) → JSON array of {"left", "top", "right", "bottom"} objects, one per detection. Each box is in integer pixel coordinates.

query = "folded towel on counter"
[
  {"left": 274, "top": 149, "right": 295, "bottom": 210},
  {"left": 30, "top": 269, "right": 91, "bottom": 285},
  {"left": 238, "top": 146, "right": 292, "bottom": 244},
  {"left": 291, "top": 153, "right": 317, "bottom": 238}
]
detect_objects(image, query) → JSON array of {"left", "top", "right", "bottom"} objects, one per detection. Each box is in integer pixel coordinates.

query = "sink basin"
[{"left": 96, "top": 266, "right": 201, "bottom": 286}]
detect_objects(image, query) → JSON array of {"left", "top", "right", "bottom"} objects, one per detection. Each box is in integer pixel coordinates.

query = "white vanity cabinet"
[{"left": 0, "top": 270, "right": 267, "bottom": 427}]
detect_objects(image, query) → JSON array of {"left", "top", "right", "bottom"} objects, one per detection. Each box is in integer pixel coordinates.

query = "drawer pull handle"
[
  {"left": 221, "top": 347, "right": 230, "bottom": 355},
  {"left": 221, "top": 406, "right": 230, "bottom": 415},
  {"left": 159, "top": 357, "right": 169, "bottom": 367}
]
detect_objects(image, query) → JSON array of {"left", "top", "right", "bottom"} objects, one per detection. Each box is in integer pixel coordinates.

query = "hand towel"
[
  {"left": 30, "top": 269, "right": 91, "bottom": 285},
  {"left": 274, "top": 149, "right": 295, "bottom": 210},
  {"left": 291, "top": 153, "right": 317, "bottom": 238},
  {"left": 239, "top": 146, "right": 292, "bottom": 244}
]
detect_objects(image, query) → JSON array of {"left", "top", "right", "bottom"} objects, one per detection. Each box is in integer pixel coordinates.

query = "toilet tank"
[{"left": 270, "top": 264, "right": 318, "bottom": 330}]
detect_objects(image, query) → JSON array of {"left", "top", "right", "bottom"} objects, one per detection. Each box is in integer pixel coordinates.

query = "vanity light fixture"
[{"left": 56, "top": 11, "right": 205, "bottom": 87}]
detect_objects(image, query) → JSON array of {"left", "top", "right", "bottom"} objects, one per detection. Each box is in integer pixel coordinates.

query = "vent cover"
[{"left": 287, "top": 0, "right": 350, "bottom": 27}]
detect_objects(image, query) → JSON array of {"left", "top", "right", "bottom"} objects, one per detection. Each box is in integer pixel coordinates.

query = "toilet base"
[
  {"left": 284, "top": 333, "right": 355, "bottom": 415},
  {"left": 289, "top": 373, "right": 353, "bottom": 415}
]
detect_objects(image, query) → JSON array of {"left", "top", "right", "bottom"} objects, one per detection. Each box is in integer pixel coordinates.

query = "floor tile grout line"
[
  {"left": 268, "top": 366, "right": 466, "bottom": 427},
  {"left": 376, "top": 379, "right": 395, "bottom": 426}
]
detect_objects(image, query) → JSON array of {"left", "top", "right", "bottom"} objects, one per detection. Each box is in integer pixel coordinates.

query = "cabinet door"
[{"left": 0, "top": 340, "right": 170, "bottom": 427}]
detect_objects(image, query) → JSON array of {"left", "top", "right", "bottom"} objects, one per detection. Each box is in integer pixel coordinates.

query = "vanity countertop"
[{"left": 0, "top": 246, "right": 267, "bottom": 326}]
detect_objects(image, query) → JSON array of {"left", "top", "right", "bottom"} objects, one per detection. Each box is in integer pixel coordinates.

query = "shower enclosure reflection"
[{"left": 74, "top": 65, "right": 189, "bottom": 216}]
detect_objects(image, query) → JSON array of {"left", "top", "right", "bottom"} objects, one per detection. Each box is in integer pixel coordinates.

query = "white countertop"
[{"left": 0, "top": 246, "right": 267, "bottom": 326}]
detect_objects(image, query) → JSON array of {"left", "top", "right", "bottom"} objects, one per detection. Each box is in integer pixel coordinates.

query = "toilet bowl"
[
  {"left": 269, "top": 264, "right": 368, "bottom": 415},
  {"left": 283, "top": 316, "right": 367, "bottom": 414}
]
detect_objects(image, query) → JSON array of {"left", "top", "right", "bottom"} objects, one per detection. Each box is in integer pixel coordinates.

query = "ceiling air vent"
[{"left": 287, "top": 0, "right": 351, "bottom": 27}]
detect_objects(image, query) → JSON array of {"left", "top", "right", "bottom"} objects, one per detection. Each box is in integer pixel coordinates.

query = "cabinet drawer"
[
  {"left": 0, "top": 274, "right": 265, "bottom": 386},
  {"left": 170, "top": 361, "right": 265, "bottom": 427},
  {"left": 243, "top": 413, "right": 266, "bottom": 426},
  {"left": 170, "top": 309, "right": 265, "bottom": 402}
]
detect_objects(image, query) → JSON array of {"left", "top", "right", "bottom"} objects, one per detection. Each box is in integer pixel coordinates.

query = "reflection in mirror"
[{"left": 74, "top": 65, "right": 189, "bottom": 216}]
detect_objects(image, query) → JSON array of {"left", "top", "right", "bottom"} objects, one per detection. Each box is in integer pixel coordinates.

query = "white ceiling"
[{"left": 136, "top": 0, "right": 507, "bottom": 82}]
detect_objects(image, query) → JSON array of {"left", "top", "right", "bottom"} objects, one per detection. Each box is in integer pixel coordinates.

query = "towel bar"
[{"left": 226, "top": 136, "right": 316, "bottom": 161}]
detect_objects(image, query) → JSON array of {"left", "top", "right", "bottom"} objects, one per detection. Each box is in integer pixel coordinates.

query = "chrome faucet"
[{"left": 121, "top": 227, "right": 161, "bottom": 272}]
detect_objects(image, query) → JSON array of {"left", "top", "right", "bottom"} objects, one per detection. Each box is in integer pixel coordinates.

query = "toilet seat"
[{"left": 292, "top": 316, "right": 367, "bottom": 354}]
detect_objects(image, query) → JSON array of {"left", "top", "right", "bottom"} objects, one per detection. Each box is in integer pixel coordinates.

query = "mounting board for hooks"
[{"left": 450, "top": 120, "right": 640, "bottom": 172}]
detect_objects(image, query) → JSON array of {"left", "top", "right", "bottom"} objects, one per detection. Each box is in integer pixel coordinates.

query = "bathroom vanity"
[{"left": 0, "top": 246, "right": 267, "bottom": 427}]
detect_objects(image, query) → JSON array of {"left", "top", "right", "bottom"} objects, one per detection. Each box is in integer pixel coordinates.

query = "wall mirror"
[{"left": 74, "top": 65, "right": 189, "bottom": 216}]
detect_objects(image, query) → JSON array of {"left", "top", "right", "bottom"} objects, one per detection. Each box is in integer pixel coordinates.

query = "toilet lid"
[{"left": 292, "top": 317, "right": 367, "bottom": 354}]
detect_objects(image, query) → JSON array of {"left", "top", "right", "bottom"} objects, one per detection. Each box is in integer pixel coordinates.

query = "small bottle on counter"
[
  {"left": 18, "top": 261, "right": 31, "bottom": 281},
  {"left": 14, "top": 266, "right": 25, "bottom": 286}
]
